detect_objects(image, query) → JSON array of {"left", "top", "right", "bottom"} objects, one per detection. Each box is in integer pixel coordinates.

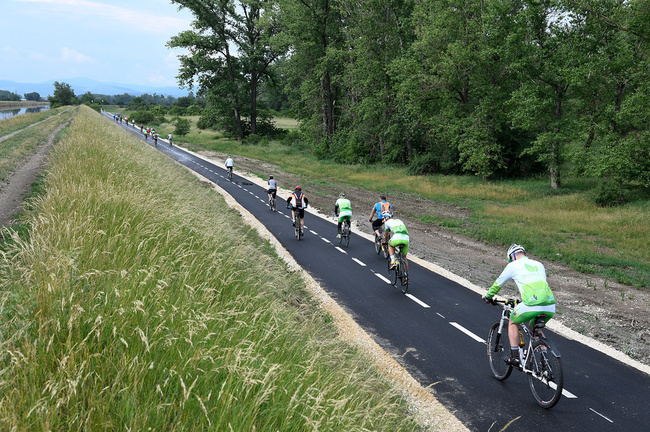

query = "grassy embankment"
[
  {"left": 135, "top": 113, "right": 650, "bottom": 289},
  {"left": 0, "top": 107, "right": 75, "bottom": 183},
  {"left": 0, "top": 106, "right": 422, "bottom": 430}
]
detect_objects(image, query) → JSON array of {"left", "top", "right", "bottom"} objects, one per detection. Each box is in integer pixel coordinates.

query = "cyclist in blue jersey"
[{"left": 369, "top": 195, "right": 393, "bottom": 239}]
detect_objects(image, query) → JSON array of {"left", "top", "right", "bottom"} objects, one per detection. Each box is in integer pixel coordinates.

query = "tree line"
[
  {"left": 0, "top": 90, "right": 42, "bottom": 101},
  {"left": 169, "top": 0, "right": 649, "bottom": 191}
]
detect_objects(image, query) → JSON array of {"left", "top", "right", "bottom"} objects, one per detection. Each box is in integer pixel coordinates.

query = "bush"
[
  {"left": 130, "top": 110, "right": 155, "bottom": 125},
  {"left": 593, "top": 181, "right": 627, "bottom": 207},
  {"left": 174, "top": 117, "right": 191, "bottom": 136}
]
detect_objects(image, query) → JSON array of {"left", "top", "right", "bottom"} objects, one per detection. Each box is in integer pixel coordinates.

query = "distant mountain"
[{"left": 0, "top": 78, "right": 190, "bottom": 98}]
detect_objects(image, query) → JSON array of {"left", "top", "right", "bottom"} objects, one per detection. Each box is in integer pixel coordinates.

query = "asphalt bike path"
[{"left": 106, "top": 113, "right": 650, "bottom": 431}]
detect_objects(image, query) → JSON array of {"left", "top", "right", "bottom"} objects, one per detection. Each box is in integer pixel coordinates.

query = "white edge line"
[
  {"left": 449, "top": 322, "right": 486, "bottom": 344},
  {"left": 405, "top": 294, "right": 430, "bottom": 308}
]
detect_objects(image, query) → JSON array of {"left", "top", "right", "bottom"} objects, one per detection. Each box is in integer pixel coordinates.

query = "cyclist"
[
  {"left": 482, "top": 244, "right": 556, "bottom": 367},
  {"left": 168, "top": 133, "right": 173, "bottom": 146},
  {"left": 286, "top": 186, "right": 308, "bottom": 235},
  {"left": 369, "top": 195, "right": 393, "bottom": 240},
  {"left": 384, "top": 211, "right": 409, "bottom": 276},
  {"left": 334, "top": 192, "right": 352, "bottom": 239},
  {"left": 267, "top": 175, "right": 277, "bottom": 204},
  {"left": 225, "top": 155, "right": 234, "bottom": 176},
  {"left": 144, "top": 129, "right": 148, "bottom": 140},
  {"left": 153, "top": 132, "right": 158, "bottom": 145}
]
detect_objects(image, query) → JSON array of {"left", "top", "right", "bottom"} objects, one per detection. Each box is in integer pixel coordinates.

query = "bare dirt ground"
[{"left": 198, "top": 150, "right": 650, "bottom": 368}]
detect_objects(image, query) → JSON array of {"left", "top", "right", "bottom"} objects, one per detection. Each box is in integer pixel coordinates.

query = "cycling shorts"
[
  {"left": 337, "top": 211, "right": 352, "bottom": 223},
  {"left": 372, "top": 219, "right": 384, "bottom": 231},
  {"left": 389, "top": 237, "right": 409, "bottom": 256},
  {"left": 511, "top": 303, "right": 555, "bottom": 326},
  {"left": 268, "top": 189, "right": 276, "bottom": 197},
  {"left": 292, "top": 207, "right": 305, "bottom": 218}
]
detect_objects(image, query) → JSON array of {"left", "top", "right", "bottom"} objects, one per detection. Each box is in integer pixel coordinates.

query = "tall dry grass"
[{"left": 0, "top": 106, "right": 420, "bottom": 430}]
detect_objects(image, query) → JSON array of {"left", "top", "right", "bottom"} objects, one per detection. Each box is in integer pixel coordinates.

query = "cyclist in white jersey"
[
  {"left": 267, "top": 175, "right": 277, "bottom": 202},
  {"left": 482, "top": 244, "right": 556, "bottom": 367}
]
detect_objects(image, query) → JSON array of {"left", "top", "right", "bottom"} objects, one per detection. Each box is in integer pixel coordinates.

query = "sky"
[{"left": 1, "top": 0, "right": 194, "bottom": 87}]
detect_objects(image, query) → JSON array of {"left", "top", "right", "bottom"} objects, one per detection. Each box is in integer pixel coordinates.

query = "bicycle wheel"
[
  {"left": 343, "top": 221, "right": 350, "bottom": 247},
  {"left": 295, "top": 214, "right": 302, "bottom": 240},
  {"left": 487, "top": 322, "right": 513, "bottom": 381},
  {"left": 272, "top": 198, "right": 276, "bottom": 212},
  {"left": 528, "top": 339, "right": 563, "bottom": 409},
  {"left": 374, "top": 234, "right": 381, "bottom": 254},
  {"left": 400, "top": 260, "right": 408, "bottom": 293},
  {"left": 387, "top": 259, "right": 398, "bottom": 286}
]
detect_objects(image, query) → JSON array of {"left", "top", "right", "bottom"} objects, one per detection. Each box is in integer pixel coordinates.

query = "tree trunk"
[{"left": 250, "top": 71, "right": 258, "bottom": 135}]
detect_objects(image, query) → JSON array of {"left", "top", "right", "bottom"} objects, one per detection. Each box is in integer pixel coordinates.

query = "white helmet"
[
  {"left": 507, "top": 243, "right": 526, "bottom": 262},
  {"left": 381, "top": 210, "right": 393, "bottom": 219}
]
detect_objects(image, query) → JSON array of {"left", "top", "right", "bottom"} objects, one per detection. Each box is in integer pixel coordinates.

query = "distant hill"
[{"left": 0, "top": 78, "right": 190, "bottom": 98}]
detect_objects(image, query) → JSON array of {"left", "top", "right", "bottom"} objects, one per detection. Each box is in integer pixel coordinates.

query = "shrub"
[{"left": 593, "top": 180, "right": 627, "bottom": 207}]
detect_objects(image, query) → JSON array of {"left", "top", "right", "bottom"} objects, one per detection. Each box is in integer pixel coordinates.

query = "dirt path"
[
  {"left": 0, "top": 114, "right": 74, "bottom": 226},
  {"left": 197, "top": 150, "right": 650, "bottom": 368}
]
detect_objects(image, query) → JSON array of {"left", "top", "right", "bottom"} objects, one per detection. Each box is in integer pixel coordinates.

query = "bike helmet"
[
  {"left": 381, "top": 210, "right": 393, "bottom": 219},
  {"left": 269, "top": 175, "right": 274, "bottom": 179},
  {"left": 339, "top": 192, "right": 346, "bottom": 198},
  {"left": 507, "top": 243, "right": 526, "bottom": 262},
  {"left": 295, "top": 186, "right": 302, "bottom": 191}
]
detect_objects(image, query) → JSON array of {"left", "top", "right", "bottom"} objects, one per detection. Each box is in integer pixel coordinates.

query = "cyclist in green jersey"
[
  {"left": 384, "top": 211, "right": 409, "bottom": 272},
  {"left": 334, "top": 193, "right": 352, "bottom": 238},
  {"left": 482, "top": 244, "right": 556, "bottom": 367}
]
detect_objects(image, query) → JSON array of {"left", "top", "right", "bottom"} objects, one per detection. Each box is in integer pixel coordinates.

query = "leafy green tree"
[
  {"left": 0, "top": 90, "right": 21, "bottom": 101},
  {"left": 24, "top": 92, "right": 41, "bottom": 101},
  {"left": 169, "top": 0, "right": 285, "bottom": 139},
  {"left": 48, "top": 81, "right": 77, "bottom": 106},
  {"left": 79, "top": 91, "right": 95, "bottom": 104},
  {"left": 174, "top": 117, "right": 192, "bottom": 136}
]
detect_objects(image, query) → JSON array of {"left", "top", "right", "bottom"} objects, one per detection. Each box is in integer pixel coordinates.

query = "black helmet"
[{"left": 269, "top": 175, "right": 274, "bottom": 179}]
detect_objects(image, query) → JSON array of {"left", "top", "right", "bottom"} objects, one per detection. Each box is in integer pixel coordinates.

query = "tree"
[
  {"left": 169, "top": 0, "right": 285, "bottom": 139},
  {"left": 24, "top": 92, "right": 41, "bottom": 101},
  {"left": 48, "top": 81, "right": 77, "bottom": 106},
  {"left": 174, "top": 117, "right": 192, "bottom": 136},
  {"left": 0, "top": 90, "right": 21, "bottom": 101}
]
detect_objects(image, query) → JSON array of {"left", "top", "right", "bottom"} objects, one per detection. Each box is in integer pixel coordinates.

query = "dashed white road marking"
[
  {"left": 321, "top": 238, "right": 332, "bottom": 244},
  {"left": 450, "top": 322, "right": 486, "bottom": 343},
  {"left": 436, "top": 313, "right": 446, "bottom": 319},
  {"left": 352, "top": 258, "right": 366, "bottom": 267},
  {"left": 405, "top": 294, "right": 430, "bottom": 308},
  {"left": 310, "top": 230, "right": 318, "bottom": 235},
  {"left": 589, "top": 408, "right": 612, "bottom": 422},
  {"left": 374, "top": 273, "right": 391, "bottom": 284},
  {"left": 335, "top": 247, "right": 347, "bottom": 254}
]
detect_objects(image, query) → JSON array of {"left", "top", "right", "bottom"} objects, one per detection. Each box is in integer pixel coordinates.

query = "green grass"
[
  {"left": 0, "top": 106, "right": 67, "bottom": 137},
  {"left": 0, "top": 106, "right": 422, "bottom": 430},
  {"left": 148, "top": 115, "right": 650, "bottom": 288},
  {"left": 0, "top": 108, "right": 76, "bottom": 182}
]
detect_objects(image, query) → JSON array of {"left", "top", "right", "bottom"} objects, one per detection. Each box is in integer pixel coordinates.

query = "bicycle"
[
  {"left": 338, "top": 219, "right": 351, "bottom": 247},
  {"left": 374, "top": 231, "right": 389, "bottom": 259},
  {"left": 287, "top": 204, "right": 303, "bottom": 240},
  {"left": 387, "top": 244, "right": 408, "bottom": 293},
  {"left": 269, "top": 194, "right": 277, "bottom": 212},
  {"left": 486, "top": 298, "right": 564, "bottom": 409},
  {"left": 227, "top": 167, "right": 233, "bottom": 181}
]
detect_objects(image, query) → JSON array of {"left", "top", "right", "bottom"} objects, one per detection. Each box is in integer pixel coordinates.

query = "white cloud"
[
  {"left": 14, "top": 0, "right": 191, "bottom": 35},
  {"left": 60, "top": 47, "right": 95, "bottom": 64}
]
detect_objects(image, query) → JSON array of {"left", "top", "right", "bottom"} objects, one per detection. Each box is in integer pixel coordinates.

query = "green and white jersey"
[
  {"left": 487, "top": 257, "right": 555, "bottom": 306},
  {"left": 336, "top": 198, "right": 352, "bottom": 217},
  {"left": 384, "top": 218, "right": 409, "bottom": 241}
]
